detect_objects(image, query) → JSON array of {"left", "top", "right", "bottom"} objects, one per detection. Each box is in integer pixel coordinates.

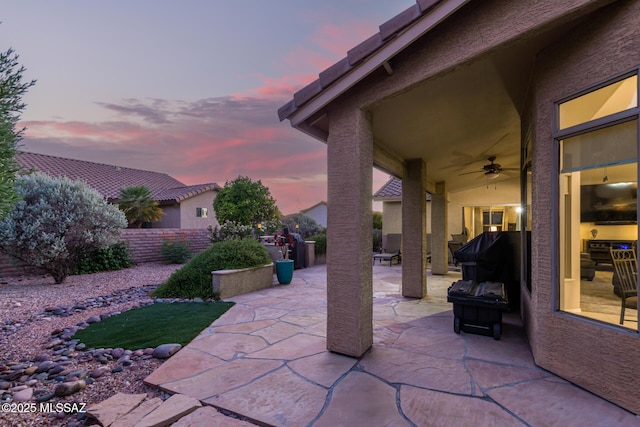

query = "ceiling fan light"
[{"left": 486, "top": 171, "right": 500, "bottom": 179}]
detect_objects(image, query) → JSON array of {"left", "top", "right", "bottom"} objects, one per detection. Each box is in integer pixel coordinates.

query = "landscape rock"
[
  {"left": 12, "top": 387, "right": 33, "bottom": 402},
  {"left": 152, "top": 344, "right": 182, "bottom": 359},
  {"left": 54, "top": 380, "right": 86, "bottom": 397}
]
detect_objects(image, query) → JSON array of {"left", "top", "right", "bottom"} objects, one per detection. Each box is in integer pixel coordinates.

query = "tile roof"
[
  {"left": 278, "top": 0, "right": 444, "bottom": 122},
  {"left": 155, "top": 183, "right": 220, "bottom": 204},
  {"left": 373, "top": 176, "right": 432, "bottom": 201},
  {"left": 373, "top": 177, "right": 402, "bottom": 199},
  {"left": 15, "top": 151, "right": 218, "bottom": 203}
]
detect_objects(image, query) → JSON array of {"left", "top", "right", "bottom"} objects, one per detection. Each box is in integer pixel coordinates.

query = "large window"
[{"left": 556, "top": 72, "right": 639, "bottom": 330}]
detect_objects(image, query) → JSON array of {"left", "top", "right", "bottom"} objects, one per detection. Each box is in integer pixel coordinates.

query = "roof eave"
[{"left": 282, "top": 0, "right": 471, "bottom": 139}]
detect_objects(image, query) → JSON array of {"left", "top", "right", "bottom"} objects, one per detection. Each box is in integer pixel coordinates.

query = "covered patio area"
[{"left": 144, "top": 265, "right": 635, "bottom": 426}]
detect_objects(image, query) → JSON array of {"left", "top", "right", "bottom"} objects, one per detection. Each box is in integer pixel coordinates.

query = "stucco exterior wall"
[
  {"left": 178, "top": 190, "right": 219, "bottom": 229},
  {"left": 530, "top": 0, "right": 640, "bottom": 414},
  {"left": 382, "top": 202, "right": 402, "bottom": 236},
  {"left": 302, "top": 203, "right": 327, "bottom": 228},
  {"left": 156, "top": 205, "right": 181, "bottom": 228}
]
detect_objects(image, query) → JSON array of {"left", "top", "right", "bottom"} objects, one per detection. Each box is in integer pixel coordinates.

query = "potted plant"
[{"left": 274, "top": 228, "right": 294, "bottom": 284}]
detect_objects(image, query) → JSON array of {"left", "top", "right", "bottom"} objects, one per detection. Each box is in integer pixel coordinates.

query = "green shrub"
[
  {"left": 308, "top": 232, "right": 326, "bottom": 256},
  {"left": 0, "top": 173, "right": 127, "bottom": 283},
  {"left": 152, "top": 238, "right": 271, "bottom": 299},
  {"left": 161, "top": 238, "right": 192, "bottom": 264},
  {"left": 373, "top": 229, "right": 382, "bottom": 252},
  {"left": 74, "top": 242, "right": 132, "bottom": 275}
]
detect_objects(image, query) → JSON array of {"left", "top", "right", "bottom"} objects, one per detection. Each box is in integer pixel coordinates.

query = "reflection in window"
[{"left": 559, "top": 75, "right": 637, "bottom": 129}]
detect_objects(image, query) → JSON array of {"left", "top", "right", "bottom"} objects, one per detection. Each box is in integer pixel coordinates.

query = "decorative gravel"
[{"left": 0, "top": 263, "right": 188, "bottom": 427}]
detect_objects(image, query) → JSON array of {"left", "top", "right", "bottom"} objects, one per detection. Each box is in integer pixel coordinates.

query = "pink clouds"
[
  {"left": 16, "top": 8, "right": 396, "bottom": 215},
  {"left": 19, "top": 94, "right": 331, "bottom": 214}
]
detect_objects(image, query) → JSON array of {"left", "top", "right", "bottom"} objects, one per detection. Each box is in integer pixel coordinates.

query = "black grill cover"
[
  {"left": 454, "top": 232, "right": 510, "bottom": 284},
  {"left": 290, "top": 232, "right": 306, "bottom": 269}
]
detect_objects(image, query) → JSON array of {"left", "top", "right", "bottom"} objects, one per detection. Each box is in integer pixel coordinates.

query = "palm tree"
[{"left": 116, "top": 186, "right": 164, "bottom": 228}]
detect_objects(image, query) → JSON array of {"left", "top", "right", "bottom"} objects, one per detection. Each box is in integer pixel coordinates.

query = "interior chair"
[
  {"left": 580, "top": 252, "right": 596, "bottom": 281},
  {"left": 609, "top": 248, "right": 638, "bottom": 325}
]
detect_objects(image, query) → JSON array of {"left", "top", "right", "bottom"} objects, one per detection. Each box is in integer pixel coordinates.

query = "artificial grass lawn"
[{"left": 72, "top": 302, "right": 234, "bottom": 350}]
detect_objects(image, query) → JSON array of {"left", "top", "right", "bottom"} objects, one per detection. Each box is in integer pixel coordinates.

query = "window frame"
[{"left": 552, "top": 67, "right": 640, "bottom": 326}]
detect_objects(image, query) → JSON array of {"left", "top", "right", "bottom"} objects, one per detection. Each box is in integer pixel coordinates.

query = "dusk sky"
[{"left": 1, "top": 1, "right": 413, "bottom": 214}]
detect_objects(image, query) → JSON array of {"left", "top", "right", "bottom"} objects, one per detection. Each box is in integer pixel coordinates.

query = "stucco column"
[
  {"left": 326, "top": 107, "right": 373, "bottom": 357},
  {"left": 431, "top": 181, "right": 449, "bottom": 275},
  {"left": 402, "top": 159, "right": 427, "bottom": 297}
]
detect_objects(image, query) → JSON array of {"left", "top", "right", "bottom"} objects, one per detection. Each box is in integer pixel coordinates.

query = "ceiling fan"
[{"left": 458, "top": 156, "right": 519, "bottom": 179}]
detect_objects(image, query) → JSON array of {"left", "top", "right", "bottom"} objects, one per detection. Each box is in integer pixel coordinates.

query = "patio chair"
[
  {"left": 373, "top": 250, "right": 401, "bottom": 266},
  {"left": 373, "top": 233, "right": 401, "bottom": 266},
  {"left": 609, "top": 248, "right": 638, "bottom": 325}
]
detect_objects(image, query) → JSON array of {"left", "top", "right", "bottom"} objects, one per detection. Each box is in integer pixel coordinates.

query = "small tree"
[
  {"left": 213, "top": 176, "right": 280, "bottom": 235},
  {"left": 0, "top": 173, "right": 128, "bottom": 283},
  {"left": 116, "top": 185, "right": 164, "bottom": 228},
  {"left": 281, "top": 213, "right": 324, "bottom": 238},
  {"left": 0, "top": 47, "right": 36, "bottom": 218}
]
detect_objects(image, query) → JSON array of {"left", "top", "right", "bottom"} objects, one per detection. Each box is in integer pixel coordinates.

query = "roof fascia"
[{"left": 286, "top": 0, "right": 471, "bottom": 135}]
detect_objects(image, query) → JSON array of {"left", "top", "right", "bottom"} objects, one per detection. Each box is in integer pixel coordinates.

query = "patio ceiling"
[{"left": 369, "top": 55, "right": 525, "bottom": 193}]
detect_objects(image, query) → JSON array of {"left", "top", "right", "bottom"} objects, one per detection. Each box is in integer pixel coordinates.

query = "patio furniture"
[
  {"left": 609, "top": 248, "right": 638, "bottom": 325},
  {"left": 373, "top": 250, "right": 401, "bottom": 266},
  {"left": 374, "top": 233, "right": 402, "bottom": 266},
  {"left": 448, "top": 241, "right": 464, "bottom": 266}
]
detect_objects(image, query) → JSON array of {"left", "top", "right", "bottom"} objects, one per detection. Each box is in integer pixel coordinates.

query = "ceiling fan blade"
[
  {"left": 458, "top": 170, "right": 483, "bottom": 176},
  {"left": 479, "top": 133, "right": 509, "bottom": 158}
]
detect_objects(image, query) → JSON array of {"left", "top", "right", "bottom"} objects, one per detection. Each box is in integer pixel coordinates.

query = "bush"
[
  {"left": 281, "top": 213, "right": 324, "bottom": 238},
  {"left": 0, "top": 173, "right": 127, "bottom": 283},
  {"left": 153, "top": 238, "right": 271, "bottom": 299},
  {"left": 209, "top": 221, "right": 254, "bottom": 243},
  {"left": 308, "top": 232, "right": 326, "bottom": 256},
  {"left": 74, "top": 242, "right": 132, "bottom": 275},
  {"left": 373, "top": 229, "right": 382, "bottom": 252},
  {"left": 160, "top": 236, "right": 192, "bottom": 264}
]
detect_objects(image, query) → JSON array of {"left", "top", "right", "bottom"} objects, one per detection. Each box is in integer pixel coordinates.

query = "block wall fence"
[{"left": 0, "top": 228, "right": 212, "bottom": 279}]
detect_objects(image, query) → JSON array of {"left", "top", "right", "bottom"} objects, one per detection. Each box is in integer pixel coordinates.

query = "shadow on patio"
[{"left": 144, "top": 264, "right": 636, "bottom": 426}]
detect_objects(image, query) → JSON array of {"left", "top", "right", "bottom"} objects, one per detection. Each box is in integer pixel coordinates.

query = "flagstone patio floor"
[{"left": 144, "top": 264, "right": 639, "bottom": 426}]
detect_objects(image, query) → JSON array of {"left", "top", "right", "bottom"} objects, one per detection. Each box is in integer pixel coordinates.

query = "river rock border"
[{"left": 0, "top": 285, "right": 217, "bottom": 423}]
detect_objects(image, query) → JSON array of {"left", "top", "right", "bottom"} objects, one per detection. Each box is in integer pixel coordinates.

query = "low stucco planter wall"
[{"left": 212, "top": 263, "right": 274, "bottom": 299}]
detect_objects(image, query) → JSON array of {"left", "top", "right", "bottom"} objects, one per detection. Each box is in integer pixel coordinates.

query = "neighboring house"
[
  {"left": 15, "top": 151, "right": 220, "bottom": 229},
  {"left": 280, "top": 0, "right": 640, "bottom": 414},
  {"left": 300, "top": 201, "right": 327, "bottom": 228}
]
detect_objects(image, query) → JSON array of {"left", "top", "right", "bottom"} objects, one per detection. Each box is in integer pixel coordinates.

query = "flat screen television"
[{"left": 580, "top": 182, "right": 638, "bottom": 224}]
